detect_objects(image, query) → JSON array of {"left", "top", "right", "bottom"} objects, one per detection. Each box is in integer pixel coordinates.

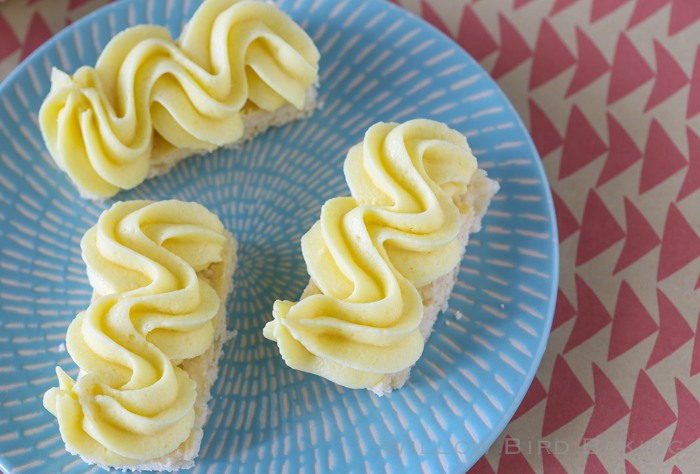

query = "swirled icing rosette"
[
  {"left": 39, "top": 0, "right": 320, "bottom": 198},
  {"left": 264, "top": 119, "right": 486, "bottom": 389},
  {"left": 43, "top": 200, "right": 235, "bottom": 467}
]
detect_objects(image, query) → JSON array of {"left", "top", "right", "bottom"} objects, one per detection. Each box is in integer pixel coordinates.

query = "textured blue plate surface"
[{"left": 0, "top": 0, "right": 558, "bottom": 472}]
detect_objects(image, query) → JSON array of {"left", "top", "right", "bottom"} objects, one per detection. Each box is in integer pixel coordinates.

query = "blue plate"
[{"left": 0, "top": 0, "right": 559, "bottom": 472}]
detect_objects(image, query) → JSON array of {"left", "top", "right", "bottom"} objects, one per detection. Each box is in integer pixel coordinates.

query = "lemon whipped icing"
[
  {"left": 39, "top": 0, "right": 320, "bottom": 198},
  {"left": 264, "top": 119, "right": 488, "bottom": 390},
  {"left": 43, "top": 200, "right": 236, "bottom": 468}
]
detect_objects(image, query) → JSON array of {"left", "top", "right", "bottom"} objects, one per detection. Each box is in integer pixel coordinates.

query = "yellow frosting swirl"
[
  {"left": 39, "top": 0, "right": 320, "bottom": 197},
  {"left": 263, "top": 119, "right": 478, "bottom": 389},
  {"left": 43, "top": 200, "right": 228, "bottom": 466}
]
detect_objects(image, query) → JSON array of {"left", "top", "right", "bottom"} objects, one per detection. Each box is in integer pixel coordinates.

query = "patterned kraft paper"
[{"left": 1, "top": 0, "right": 699, "bottom": 473}]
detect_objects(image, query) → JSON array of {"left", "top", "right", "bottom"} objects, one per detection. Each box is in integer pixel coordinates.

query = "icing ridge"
[
  {"left": 43, "top": 200, "right": 228, "bottom": 465},
  {"left": 263, "top": 119, "right": 479, "bottom": 389},
  {"left": 39, "top": 0, "right": 320, "bottom": 197}
]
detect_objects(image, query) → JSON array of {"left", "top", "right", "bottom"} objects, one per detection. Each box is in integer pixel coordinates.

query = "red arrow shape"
[
  {"left": 625, "top": 460, "right": 641, "bottom": 474},
  {"left": 457, "top": 5, "right": 499, "bottom": 61},
  {"left": 565, "top": 274, "right": 613, "bottom": 353},
  {"left": 581, "top": 363, "right": 631, "bottom": 443},
  {"left": 608, "top": 280, "right": 658, "bottom": 360},
  {"left": 542, "top": 447, "right": 569, "bottom": 474},
  {"left": 613, "top": 198, "right": 661, "bottom": 274},
  {"left": 512, "top": 376, "right": 548, "bottom": 421},
  {"left": 421, "top": 0, "right": 451, "bottom": 37},
  {"left": 639, "top": 120, "right": 687, "bottom": 194},
  {"left": 575, "top": 189, "right": 625, "bottom": 267},
  {"left": 0, "top": 13, "right": 21, "bottom": 62},
  {"left": 665, "top": 378, "right": 700, "bottom": 460},
  {"left": 583, "top": 453, "right": 609, "bottom": 474},
  {"left": 646, "top": 289, "right": 694, "bottom": 369},
  {"left": 543, "top": 354, "right": 594, "bottom": 436},
  {"left": 677, "top": 126, "right": 700, "bottom": 201},
  {"left": 669, "top": 0, "right": 700, "bottom": 36},
  {"left": 626, "top": 370, "right": 677, "bottom": 452},
  {"left": 491, "top": 14, "right": 533, "bottom": 79},
  {"left": 688, "top": 46, "right": 700, "bottom": 119},
  {"left": 497, "top": 435, "right": 536, "bottom": 474},
  {"left": 529, "top": 19, "right": 577, "bottom": 91},
  {"left": 469, "top": 455, "right": 496, "bottom": 474},
  {"left": 627, "top": 0, "right": 672, "bottom": 29},
  {"left": 566, "top": 27, "right": 610, "bottom": 98},
  {"left": 560, "top": 106, "right": 608, "bottom": 180},
  {"left": 529, "top": 99, "right": 564, "bottom": 159},
  {"left": 597, "top": 113, "right": 643, "bottom": 187},
  {"left": 644, "top": 40, "right": 690, "bottom": 112},
  {"left": 657, "top": 203, "right": 700, "bottom": 281},
  {"left": 607, "top": 33, "right": 655, "bottom": 105},
  {"left": 20, "top": 12, "right": 53, "bottom": 61}
]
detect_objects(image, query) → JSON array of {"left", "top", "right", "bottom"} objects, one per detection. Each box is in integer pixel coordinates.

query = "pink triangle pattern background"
[{"left": 0, "top": 0, "right": 699, "bottom": 473}]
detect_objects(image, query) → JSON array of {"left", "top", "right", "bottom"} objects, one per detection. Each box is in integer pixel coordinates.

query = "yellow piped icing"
[
  {"left": 43, "top": 200, "right": 228, "bottom": 465},
  {"left": 263, "top": 119, "right": 478, "bottom": 389},
  {"left": 39, "top": 0, "right": 320, "bottom": 197}
]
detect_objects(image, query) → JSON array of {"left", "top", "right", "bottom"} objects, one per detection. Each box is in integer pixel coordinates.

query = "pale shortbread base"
[
  {"left": 77, "top": 86, "right": 319, "bottom": 201},
  {"left": 70, "top": 230, "right": 238, "bottom": 471},
  {"left": 300, "top": 169, "right": 499, "bottom": 396}
]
